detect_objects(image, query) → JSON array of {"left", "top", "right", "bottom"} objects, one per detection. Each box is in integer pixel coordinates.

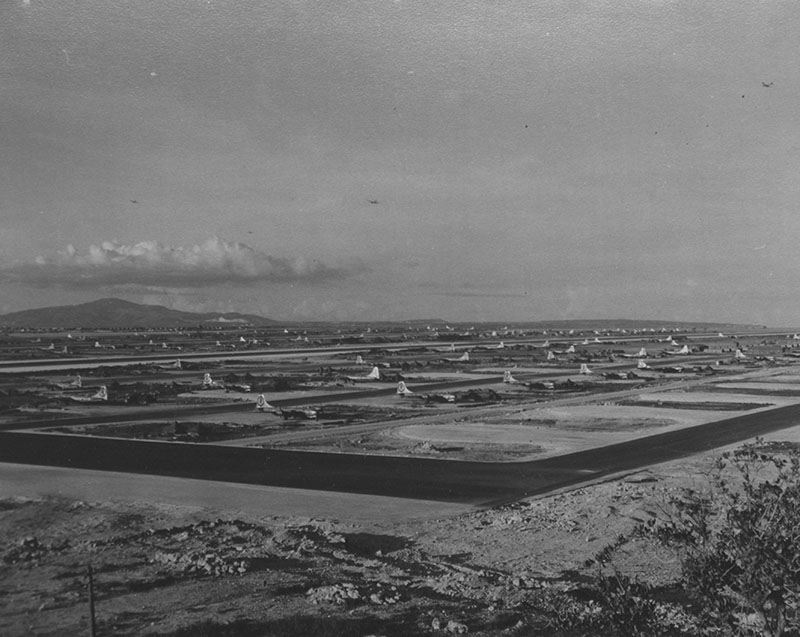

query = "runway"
[{"left": 2, "top": 400, "right": 799, "bottom": 505}]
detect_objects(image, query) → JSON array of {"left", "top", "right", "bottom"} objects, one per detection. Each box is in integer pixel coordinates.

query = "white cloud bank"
[{"left": 1, "top": 238, "right": 361, "bottom": 288}]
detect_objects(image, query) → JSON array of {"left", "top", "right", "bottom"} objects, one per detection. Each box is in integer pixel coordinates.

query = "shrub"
[{"left": 649, "top": 440, "right": 800, "bottom": 636}]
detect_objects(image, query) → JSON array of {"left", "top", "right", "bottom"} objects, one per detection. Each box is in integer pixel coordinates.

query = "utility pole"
[{"left": 87, "top": 564, "right": 97, "bottom": 637}]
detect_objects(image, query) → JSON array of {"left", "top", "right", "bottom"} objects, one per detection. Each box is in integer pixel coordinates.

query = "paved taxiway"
[{"left": 3, "top": 399, "right": 800, "bottom": 505}]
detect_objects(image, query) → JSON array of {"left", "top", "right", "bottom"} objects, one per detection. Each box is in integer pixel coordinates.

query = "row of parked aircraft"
[
  {"left": 237, "top": 342, "right": 753, "bottom": 420},
  {"left": 49, "top": 339, "right": 751, "bottom": 412}
]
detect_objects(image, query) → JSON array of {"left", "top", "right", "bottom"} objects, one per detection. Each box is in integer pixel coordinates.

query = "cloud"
[{"left": 0, "top": 237, "right": 363, "bottom": 289}]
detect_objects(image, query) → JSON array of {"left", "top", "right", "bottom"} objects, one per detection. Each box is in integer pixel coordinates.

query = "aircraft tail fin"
[
  {"left": 566, "top": 345, "right": 575, "bottom": 354},
  {"left": 503, "top": 370, "right": 518, "bottom": 384},
  {"left": 366, "top": 366, "right": 380, "bottom": 380},
  {"left": 255, "top": 394, "right": 276, "bottom": 411},
  {"left": 579, "top": 363, "right": 592, "bottom": 375},
  {"left": 546, "top": 350, "right": 555, "bottom": 360},
  {"left": 458, "top": 351, "right": 470, "bottom": 362},
  {"left": 93, "top": 386, "right": 108, "bottom": 401},
  {"left": 637, "top": 359, "right": 649, "bottom": 369},
  {"left": 397, "top": 381, "right": 413, "bottom": 396}
]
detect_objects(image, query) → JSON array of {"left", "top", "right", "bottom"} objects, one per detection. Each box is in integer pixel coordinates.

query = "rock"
[{"left": 446, "top": 620, "right": 468, "bottom": 634}]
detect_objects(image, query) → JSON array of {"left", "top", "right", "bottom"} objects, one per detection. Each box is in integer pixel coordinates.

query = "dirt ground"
[{"left": 4, "top": 422, "right": 800, "bottom": 637}]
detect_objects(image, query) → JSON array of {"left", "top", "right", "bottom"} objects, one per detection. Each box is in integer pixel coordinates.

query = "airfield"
[
  {"left": 8, "top": 322, "right": 800, "bottom": 635},
  {"left": 2, "top": 322, "right": 800, "bottom": 505}
]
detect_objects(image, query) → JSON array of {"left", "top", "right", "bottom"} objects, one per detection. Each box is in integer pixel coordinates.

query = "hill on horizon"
[
  {"left": 0, "top": 298, "right": 771, "bottom": 332},
  {"left": 0, "top": 298, "right": 275, "bottom": 329}
]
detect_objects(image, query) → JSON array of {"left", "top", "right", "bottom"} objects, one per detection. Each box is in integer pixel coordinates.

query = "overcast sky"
[{"left": 2, "top": 1, "right": 799, "bottom": 324}]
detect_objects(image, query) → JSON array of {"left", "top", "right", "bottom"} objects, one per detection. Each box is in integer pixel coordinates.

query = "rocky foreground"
[{"left": 0, "top": 452, "right": 719, "bottom": 637}]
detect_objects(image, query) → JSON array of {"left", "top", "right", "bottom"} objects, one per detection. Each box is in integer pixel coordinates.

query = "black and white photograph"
[{"left": 2, "top": 2, "right": 800, "bottom": 635}]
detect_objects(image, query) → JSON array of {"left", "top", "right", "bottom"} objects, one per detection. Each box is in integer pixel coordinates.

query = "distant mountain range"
[
  {"left": 0, "top": 298, "right": 765, "bottom": 331},
  {"left": 0, "top": 298, "right": 275, "bottom": 328},
  {"left": 506, "top": 319, "right": 762, "bottom": 331}
]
